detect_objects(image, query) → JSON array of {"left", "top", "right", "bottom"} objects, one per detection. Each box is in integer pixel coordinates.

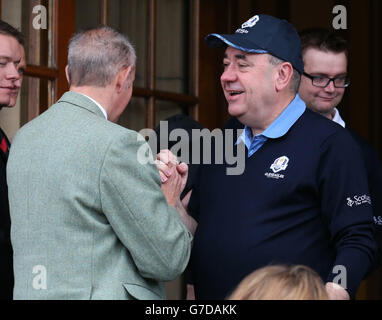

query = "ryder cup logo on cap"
[
  {"left": 240, "top": 15, "right": 260, "bottom": 31},
  {"left": 205, "top": 14, "right": 304, "bottom": 74}
]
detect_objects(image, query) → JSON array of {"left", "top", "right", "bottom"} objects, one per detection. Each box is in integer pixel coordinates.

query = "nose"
[
  {"left": 221, "top": 65, "right": 237, "bottom": 83},
  {"left": 14, "top": 75, "right": 23, "bottom": 88},
  {"left": 5, "top": 63, "right": 21, "bottom": 82},
  {"left": 324, "top": 79, "right": 336, "bottom": 93}
]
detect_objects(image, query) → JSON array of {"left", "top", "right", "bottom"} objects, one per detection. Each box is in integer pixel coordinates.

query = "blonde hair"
[{"left": 228, "top": 265, "right": 329, "bottom": 300}]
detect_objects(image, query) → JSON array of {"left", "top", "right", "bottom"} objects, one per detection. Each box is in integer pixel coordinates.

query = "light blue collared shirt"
[{"left": 236, "top": 94, "right": 306, "bottom": 157}]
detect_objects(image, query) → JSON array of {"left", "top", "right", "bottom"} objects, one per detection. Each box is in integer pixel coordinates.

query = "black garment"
[
  {"left": 346, "top": 127, "right": 382, "bottom": 257},
  {"left": 154, "top": 114, "right": 205, "bottom": 199},
  {"left": 0, "top": 127, "right": 13, "bottom": 300}
]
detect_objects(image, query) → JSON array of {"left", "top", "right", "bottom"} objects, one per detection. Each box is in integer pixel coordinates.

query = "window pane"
[
  {"left": 156, "top": 0, "right": 189, "bottom": 94},
  {"left": 75, "top": 0, "right": 101, "bottom": 31},
  {"left": 1, "top": 0, "right": 22, "bottom": 29},
  {"left": 2, "top": 0, "right": 54, "bottom": 68},
  {"left": 155, "top": 101, "right": 186, "bottom": 128},
  {"left": 20, "top": 76, "right": 54, "bottom": 125},
  {"left": 108, "top": 0, "right": 147, "bottom": 88},
  {"left": 118, "top": 97, "right": 146, "bottom": 132}
]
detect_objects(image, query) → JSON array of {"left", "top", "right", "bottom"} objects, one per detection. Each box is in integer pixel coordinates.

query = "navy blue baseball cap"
[{"left": 206, "top": 14, "right": 304, "bottom": 74}]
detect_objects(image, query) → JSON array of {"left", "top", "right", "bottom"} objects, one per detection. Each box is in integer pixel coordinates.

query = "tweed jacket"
[{"left": 7, "top": 91, "right": 192, "bottom": 300}]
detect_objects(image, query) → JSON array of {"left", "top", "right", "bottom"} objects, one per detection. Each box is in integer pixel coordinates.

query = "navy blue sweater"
[{"left": 189, "top": 109, "right": 377, "bottom": 299}]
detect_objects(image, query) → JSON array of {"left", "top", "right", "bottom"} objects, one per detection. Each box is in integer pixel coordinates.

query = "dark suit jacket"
[{"left": 0, "top": 127, "right": 13, "bottom": 300}]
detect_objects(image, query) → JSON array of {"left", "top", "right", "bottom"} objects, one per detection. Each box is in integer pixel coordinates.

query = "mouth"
[
  {"left": 226, "top": 89, "right": 245, "bottom": 99},
  {"left": 229, "top": 90, "right": 244, "bottom": 95},
  {"left": 318, "top": 96, "right": 336, "bottom": 102},
  {"left": 0, "top": 86, "right": 19, "bottom": 95}
]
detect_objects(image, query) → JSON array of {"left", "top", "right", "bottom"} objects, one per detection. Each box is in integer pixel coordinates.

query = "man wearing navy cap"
[{"left": 157, "top": 14, "right": 377, "bottom": 300}]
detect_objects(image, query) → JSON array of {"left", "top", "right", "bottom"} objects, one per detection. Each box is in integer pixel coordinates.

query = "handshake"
[{"left": 155, "top": 149, "right": 197, "bottom": 235}]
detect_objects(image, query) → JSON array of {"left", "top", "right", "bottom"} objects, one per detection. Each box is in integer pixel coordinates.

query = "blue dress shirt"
[{"left": 236, "top": 94, "right": 306, "bottom": 157}]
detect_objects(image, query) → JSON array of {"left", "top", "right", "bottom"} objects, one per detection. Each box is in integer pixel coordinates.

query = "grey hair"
[
  {"left": 67, "top": 26, "right": 136, "bottom": 87},
  {"left": 268, "top": 55, "right": 301, "bottom": 94}
]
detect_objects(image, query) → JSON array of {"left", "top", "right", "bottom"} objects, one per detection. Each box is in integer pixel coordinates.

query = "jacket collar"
[{"left": 57, "top": 91, "right": 107, "bottom": 120}]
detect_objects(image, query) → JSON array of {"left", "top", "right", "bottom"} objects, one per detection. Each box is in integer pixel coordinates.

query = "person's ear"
[
  {"left": 275, "top": 62, "right": 293, "bottom": 92},
  {"left": 116, "top": 65, "right": 132, "bottom": 93},
  {"left": 65, "top": 65, "right": 71, "bottom": 85},
  {"left": 127, "top": 66, "right": 136, "bottom": 88}
]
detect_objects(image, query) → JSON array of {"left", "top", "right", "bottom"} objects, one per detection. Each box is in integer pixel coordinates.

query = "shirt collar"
[
  {"left": 78, "top": 93, "right": 108, "bottom": 120},
  {"left": 261, "top": 94, "right": 306, "bottom": 138},
  {"left": 332, "top": 108, "right": 345, "bottom": 128},
  {"left": 237, "top": 94, "right": 306, "bottom": 145}
]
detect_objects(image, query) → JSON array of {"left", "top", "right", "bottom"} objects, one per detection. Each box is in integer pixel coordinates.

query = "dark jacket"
[{"left": 0, "top": 127, "right": 13, "bottom": 300}]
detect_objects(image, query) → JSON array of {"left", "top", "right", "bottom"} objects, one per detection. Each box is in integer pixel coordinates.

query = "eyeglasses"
[{"left": 303, "top": 72, "right": 350, "bottom": 88}]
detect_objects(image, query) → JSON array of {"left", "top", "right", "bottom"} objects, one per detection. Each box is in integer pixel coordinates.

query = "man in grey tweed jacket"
[{"left": 7, "top": 26, "right": 193, "bottom": 300}]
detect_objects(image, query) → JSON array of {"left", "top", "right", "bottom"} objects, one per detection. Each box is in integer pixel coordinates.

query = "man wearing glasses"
[
  {"left": 298, "top": 28, "right": 382, "bottom": 272},
  {"left": 298, "top": 28, "right": 350, "bottom": 123}
]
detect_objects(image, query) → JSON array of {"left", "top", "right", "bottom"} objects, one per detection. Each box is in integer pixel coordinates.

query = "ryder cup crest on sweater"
[{"left": 265, "top": 156, "right": 289, "bottom": 179}]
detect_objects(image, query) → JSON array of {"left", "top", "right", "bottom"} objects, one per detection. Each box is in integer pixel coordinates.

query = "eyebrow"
[
  {"left": 309, "top": 72, "right": 348, "bottom": 77},
  {"left": 0, "top": 55, "right": 21, "bottom": 64},
  {"left": 224, "top": 53, "right": 248, "bottom": 61}
]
